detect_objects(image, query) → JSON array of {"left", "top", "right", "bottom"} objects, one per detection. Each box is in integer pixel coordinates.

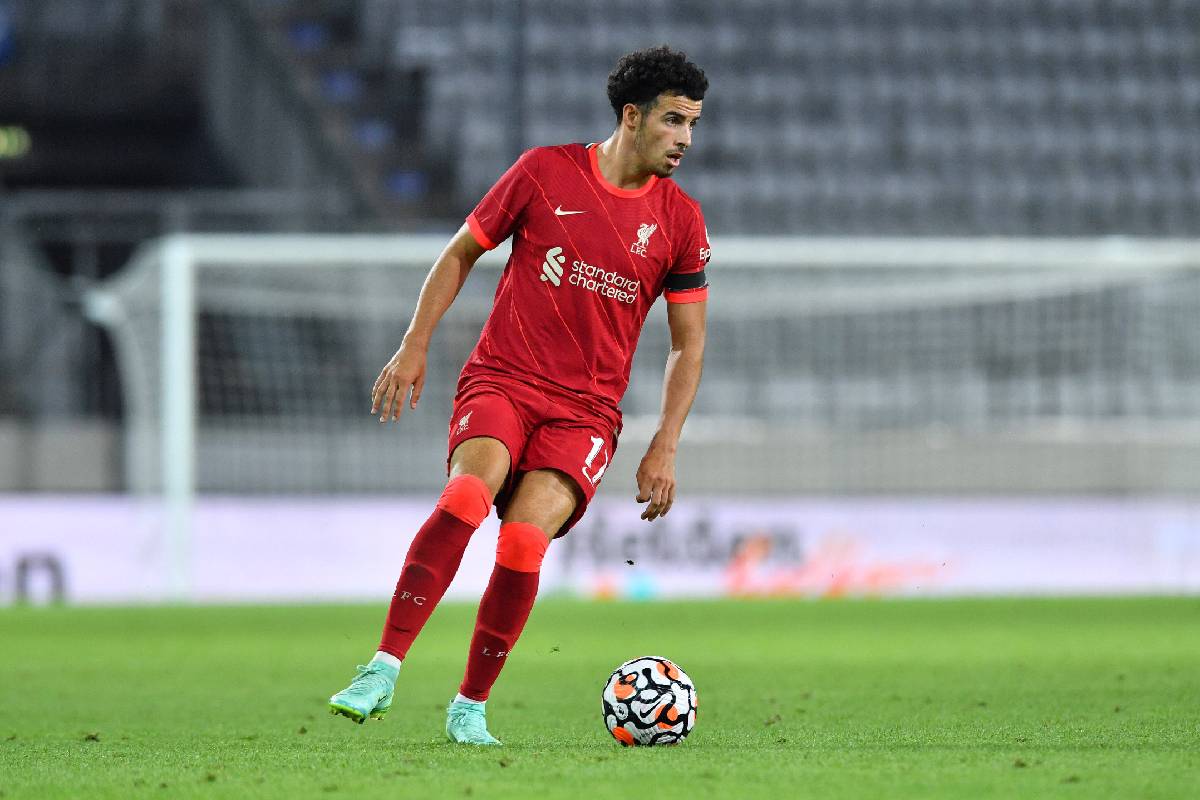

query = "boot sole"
[{"left": 330, "top": 702, "right": 389, "bottom": 724}]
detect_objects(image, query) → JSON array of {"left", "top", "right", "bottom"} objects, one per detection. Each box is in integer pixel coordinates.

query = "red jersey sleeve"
[
  {"left": 465, "top": 149, "right": 540, "bottom": 250},
  {"left": 663, "top": 205, "right": 710, "bottom": 304}
]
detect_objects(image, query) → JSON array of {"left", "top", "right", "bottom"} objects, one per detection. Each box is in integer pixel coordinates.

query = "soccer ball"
[{"left": 602, "top": 656, "right": 697, "bottom": 746}]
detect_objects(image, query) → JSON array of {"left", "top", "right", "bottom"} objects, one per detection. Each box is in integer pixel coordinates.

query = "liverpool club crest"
[{"left": 630, "top": 222, "right": 657, "bottom": 257}]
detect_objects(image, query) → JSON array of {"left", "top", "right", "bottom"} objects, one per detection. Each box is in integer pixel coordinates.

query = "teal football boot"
[
  {"left": 328, "top": 662, "right": 397, "bottom": 724},
  {"left": 445, "top": 700, "right": 502, "bottom": 745}
]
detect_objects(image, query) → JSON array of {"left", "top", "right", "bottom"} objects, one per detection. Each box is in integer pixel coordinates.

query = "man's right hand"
[{"left": 371, "top": 341, "right": 428, "bottom": 423}]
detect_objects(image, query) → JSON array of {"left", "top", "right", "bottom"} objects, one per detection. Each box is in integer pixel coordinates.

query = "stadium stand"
[{"left": 247, "top": 0, "right": 1200, "bottom": 234}]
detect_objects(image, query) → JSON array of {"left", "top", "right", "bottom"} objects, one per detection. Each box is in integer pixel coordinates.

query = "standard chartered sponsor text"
[{"left": 570, "top": 258, "right": 640, "bottom": 304}]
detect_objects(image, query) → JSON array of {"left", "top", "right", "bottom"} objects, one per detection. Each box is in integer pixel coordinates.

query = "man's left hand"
[{"left": 635, "top": 442, "right": 677, "bottom": 521}]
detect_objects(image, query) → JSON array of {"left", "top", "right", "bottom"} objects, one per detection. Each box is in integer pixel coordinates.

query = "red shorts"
[{"left": 446, "top": 376, "right": 619, "bottom": 537}]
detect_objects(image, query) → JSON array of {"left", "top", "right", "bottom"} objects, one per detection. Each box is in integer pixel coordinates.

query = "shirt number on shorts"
[{"left": 582, "top": 435, "right": 609, "bottom": 487}]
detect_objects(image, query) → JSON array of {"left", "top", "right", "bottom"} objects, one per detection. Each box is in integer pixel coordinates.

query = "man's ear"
[{"left": 622, "top": 102, "right": 642, "bottom": 130}]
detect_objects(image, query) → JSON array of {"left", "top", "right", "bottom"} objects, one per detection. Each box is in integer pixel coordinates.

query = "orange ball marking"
[{"left": 657, "top": 705, "right": 680, "bottom": 729}]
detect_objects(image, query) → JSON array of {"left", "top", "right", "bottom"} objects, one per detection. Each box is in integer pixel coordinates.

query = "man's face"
[{"left": 631, "top": 93, "right": 702, "bottom": 178}]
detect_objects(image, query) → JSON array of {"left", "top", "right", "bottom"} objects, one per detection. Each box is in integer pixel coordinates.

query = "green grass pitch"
[{"left": 1, "top": 597, "right": 1197, "bottom": 799}]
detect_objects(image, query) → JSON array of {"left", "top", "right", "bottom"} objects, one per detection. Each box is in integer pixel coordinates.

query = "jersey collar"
[{"left": 587, "top": 143, "right": 659, "bottom": 198}]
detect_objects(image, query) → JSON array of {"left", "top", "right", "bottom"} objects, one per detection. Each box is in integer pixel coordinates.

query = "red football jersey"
[{"left": 461, "top": 143, "right": 710, "bottom": 427}]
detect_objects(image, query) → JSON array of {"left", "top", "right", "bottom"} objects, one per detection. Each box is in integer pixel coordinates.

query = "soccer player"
[{"left": 329, "top": 45, "right": 710, "bottom": 745}]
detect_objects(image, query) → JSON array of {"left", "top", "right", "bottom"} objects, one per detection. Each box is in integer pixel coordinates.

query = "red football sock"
[
  {"left": 459, "top": 521, "right": 549, "bottom": 701},
  {"left": 378, "top": 474, "right": 492, "bottom": 660}
]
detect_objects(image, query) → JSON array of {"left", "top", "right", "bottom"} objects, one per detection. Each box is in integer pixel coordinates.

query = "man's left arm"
[{"left": 635, "top": 299, "right": 707, "bottom": 521}]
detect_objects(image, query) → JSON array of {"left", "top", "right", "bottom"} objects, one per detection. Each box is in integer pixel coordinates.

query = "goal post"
[
  {"left": 85, "top": 233, "right": 513, "bottom": 597},
  {"left": 85, "top": 234, "right": 1200, "bottom": 598}
]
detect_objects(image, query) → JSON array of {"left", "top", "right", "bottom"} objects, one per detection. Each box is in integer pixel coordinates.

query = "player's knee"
[
  {"left": 436, "top": 473, "right": 493, "bottom": 528},
  {"left": 450, "top": 436, "right": 510, "bottom": 490},
  {"left": 496, "top": 522, "right": 549, "bottom": 573}
]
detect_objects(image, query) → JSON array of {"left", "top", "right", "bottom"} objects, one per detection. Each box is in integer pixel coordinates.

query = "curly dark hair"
[{"left": 606, "top": 45, "right": 708, "bottom": 122}]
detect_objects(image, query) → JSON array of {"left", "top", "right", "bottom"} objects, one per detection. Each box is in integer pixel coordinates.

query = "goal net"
[{"left": 87, "top": 235, "right": 1200, "bottom": 500}]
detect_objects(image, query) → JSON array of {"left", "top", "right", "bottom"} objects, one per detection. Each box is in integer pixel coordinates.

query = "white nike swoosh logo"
[{"left": 554, "top": 206, "right": 586, "bottom": 216}]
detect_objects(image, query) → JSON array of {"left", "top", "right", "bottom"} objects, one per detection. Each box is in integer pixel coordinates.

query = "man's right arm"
[{"left": 371, "top": 223, "right": 489, "bottom": 422}]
